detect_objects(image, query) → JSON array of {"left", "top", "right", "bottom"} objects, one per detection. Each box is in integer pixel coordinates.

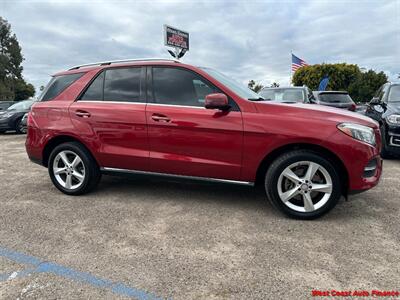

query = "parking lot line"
[{"left": 0, "top": 246, "right": 164, "bottom": 300}]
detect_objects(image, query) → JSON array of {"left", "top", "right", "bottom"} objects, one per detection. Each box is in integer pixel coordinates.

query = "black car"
[
  {"left": 0, "top": 101, "right": 16, "bottom": 112},
  {"left": 0, "top": 100, "right": 36, "bottom": 134},
  {"left": 259, "top": 86, "right": 314, "bottom": 103},
  {"left": 365, "top": 83, "right": 400, "bottom": 157},
  {"left": 312, "top": 91, "right": 357, "bottom": 111}
]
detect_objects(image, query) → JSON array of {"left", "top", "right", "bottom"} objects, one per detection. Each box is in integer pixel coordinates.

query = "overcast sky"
[{"left": 1, "top": 0, "right": 399, "bottom": 94}]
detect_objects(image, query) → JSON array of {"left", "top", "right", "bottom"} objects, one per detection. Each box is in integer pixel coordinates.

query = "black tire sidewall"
[
  {"left": 265, "top": 151, "right": 342, "bottom": 220},
  {"left": 48, "top": 142, "right": 98, "bottom": 195},
  {"left": 380, "top": 125, "right": 391, "bottom": 158},
  {"left": 15, "top": 119, "right": 23, "bottom": 134}
]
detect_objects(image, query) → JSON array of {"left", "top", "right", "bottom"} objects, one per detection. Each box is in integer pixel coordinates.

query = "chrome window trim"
[
  {"left": 76, "top": 100, "right": 145, "bottom": 105},
  {"left": 101, "top": 167, "right": 254, "bottom": 186},
  {"left": 146, "top": 103, "right": 206, "bottom": 109},
  {"left": 76, "top": 100, "right": 208, "bottom": 109}
]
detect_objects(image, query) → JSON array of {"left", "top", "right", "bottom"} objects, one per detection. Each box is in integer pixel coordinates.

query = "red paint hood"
[{"left": 254, "top": 101, "right": 379, "bottom": 129}]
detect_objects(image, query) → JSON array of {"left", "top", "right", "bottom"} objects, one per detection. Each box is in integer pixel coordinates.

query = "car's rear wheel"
[
  {"left": 265, "top": 150, "right": 342, "bottom": 219},
  {"left": 48, "top": 142, "right": 101, "bottom": 195}
]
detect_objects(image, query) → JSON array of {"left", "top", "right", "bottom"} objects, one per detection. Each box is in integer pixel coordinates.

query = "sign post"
[{"left": 163, "top": 24, "right": 189, "bottom": 60}]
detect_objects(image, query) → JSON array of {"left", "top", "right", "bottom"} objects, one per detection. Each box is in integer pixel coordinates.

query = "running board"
[{"left": 101, "top": 167, "right": 254, "bottom": 186}]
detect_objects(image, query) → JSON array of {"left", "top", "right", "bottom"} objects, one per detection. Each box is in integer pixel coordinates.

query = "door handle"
[
  {"left": 75, "top": 110, "right": 91, "bottom": 118},
  {"left": 151, "top": 114, "right": 170, "bottom": 122}
]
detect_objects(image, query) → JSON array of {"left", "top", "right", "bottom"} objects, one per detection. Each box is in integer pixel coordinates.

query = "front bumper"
[
  {"left": 386, "top": 124, "right": 400, "bottom": 154},
  {"left": 321, "top": 129, "right": 382, "bottom": 193},
  {"left": 0, "top": 118, "right": 12, "bottom": 131}
]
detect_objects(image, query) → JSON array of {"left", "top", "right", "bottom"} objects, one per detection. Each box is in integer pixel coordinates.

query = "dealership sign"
[{"left": 164, "top": 25, "right": 189, "bottom": 51}]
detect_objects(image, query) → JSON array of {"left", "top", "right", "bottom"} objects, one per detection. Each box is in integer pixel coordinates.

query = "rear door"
[
  {"left": 69, "top": 67, "right": 149, "bottom": 171},
  {"left": 145, "top": 66, "right": 243, "bottom": 181}
]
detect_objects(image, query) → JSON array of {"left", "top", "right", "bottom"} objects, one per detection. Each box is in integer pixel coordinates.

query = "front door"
[
  {"left": 146, "top": 66, "right": 243, "bottom": 181},
  {"left": 69, "top": 67, "right": 149, "bottom": 171}
]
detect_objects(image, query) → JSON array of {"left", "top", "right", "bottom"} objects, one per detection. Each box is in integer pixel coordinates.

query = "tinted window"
[
  {"left": 41, "top": 73, "right": 84, "bottom": 101},
  {"left": 259, "top": 88, "right": 305, "bottom": 103},
  {"left": 104, "top": 68, "right": 142, "bottom": 102},
  {"left": 152, "top": 67, "right": 216, "bottom": 107},
  {"left": 319, "top": 93, "right": 353, "bottom": 103},
  {"left": 80, "top": 72, "right": 105, "bottom": 100},
  {"left": 388, "top": 85, "right": 400, "bottom": 102},
  {"left": 200, "top": 67, "right": 260, "bottom": 100}
]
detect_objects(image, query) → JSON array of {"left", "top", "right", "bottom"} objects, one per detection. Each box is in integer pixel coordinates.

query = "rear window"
[
  {"left": 259, "top": 88, "right": 305, "bottom": 103},
  {"left": 318, "top": 93, "right": 352, "bottom": 103},
  {"left": 40, "top": 73, "right": 84, "bottom": 101}
]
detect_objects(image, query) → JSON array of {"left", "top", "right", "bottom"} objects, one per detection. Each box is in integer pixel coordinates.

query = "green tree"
[
  {"left": 348, "top": 70, "right": 387, "bottom": 103},
  {"left": 292, "top": 63, "right": 387, "bottom": 103},
  {"left": 248, "top": 80, "right": 264, "bottom": 93},
  {"left": 0, "top": 17, "right": 34, "bottom": 101}
]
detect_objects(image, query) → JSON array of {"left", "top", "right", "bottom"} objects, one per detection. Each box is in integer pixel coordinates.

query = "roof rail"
[{"left": 69, "top": 58, "right": 180, "bottom": 70}]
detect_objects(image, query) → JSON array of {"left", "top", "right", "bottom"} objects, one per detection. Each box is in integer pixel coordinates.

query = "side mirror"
[
  {"left": 370, "top": 97, "right": 380, "bottom": 105},
  {"left": 205, "top": 93, "right": 230, "bottom": 110}
]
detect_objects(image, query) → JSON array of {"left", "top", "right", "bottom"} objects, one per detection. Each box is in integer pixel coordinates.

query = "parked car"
[
  {"left": 259, "top": 86, "right": 314, "bottom": 103},
  {"left": 313, "top": 91, "right": 357, "bottom": 111},
  {"left": 0, "top": 100, "right": 36, "bottom": 134},
  {"left": 365, "top": 82, "right": 400, "bottom": 157},
  {"left": 0, "top": 101, "right": 16, "bottom": 112},
  {"left": 26, "top": 58, "right": 382, "bottom": 220}
]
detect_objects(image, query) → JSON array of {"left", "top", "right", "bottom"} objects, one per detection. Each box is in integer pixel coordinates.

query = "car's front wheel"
[
  {"left": 265, "top": 150, "right": 342, "bottom": 219},
  {"left": 48, "top": 142, "right": 101, "bottom": 195},
  {"left": 15, "top": 119, "right": 25, "bottom": 134}
]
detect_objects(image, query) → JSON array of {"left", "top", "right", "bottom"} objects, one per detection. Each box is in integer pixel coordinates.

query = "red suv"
[{"left": 26, "top": 59, "right": 382, "bottom": 219}]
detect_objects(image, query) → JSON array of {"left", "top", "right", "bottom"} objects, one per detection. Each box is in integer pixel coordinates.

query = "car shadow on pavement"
[
  {"left": 89, "top": 174, "right": 366, "bottom": 221},
  {"left": 95, "top": 173, "right": 273, "bottom": 213}
]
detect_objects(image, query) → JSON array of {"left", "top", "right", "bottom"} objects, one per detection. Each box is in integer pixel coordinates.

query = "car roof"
[{"left": 54, "top": 58, "right": 182, "bottom": 76}]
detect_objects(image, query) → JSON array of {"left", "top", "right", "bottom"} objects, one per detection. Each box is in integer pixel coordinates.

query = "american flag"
[{"left": 291, "top": 53, "right": 308, "bottom": 72}]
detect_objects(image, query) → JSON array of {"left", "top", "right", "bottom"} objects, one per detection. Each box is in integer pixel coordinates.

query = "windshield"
[
  {"left": 388, "top": 85, "right": 400, "bottom": 102},
  {"left": 7, "top": 100, "right": 34, "bottom": 111},
  {"left": 318, "top": 93, "right": 352, "bottom": 103},
  {"left": 200, "top": 67, "right": 261, "bottom": 100},
  {"left": 259, "top": 88, "right": 305, "bottom": 102}
]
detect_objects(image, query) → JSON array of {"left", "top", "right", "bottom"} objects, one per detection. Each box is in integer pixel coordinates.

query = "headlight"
[
  {"left": 387, "top": 114, "right": 400, "bottom": 125},
  {"left": 337, "top": 123, "right": 376, "bottom": 145}
]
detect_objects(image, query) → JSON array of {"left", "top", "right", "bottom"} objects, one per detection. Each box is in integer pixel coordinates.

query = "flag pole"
[{"left": 290, "top": 51, "right": 293, "bottom": 86}]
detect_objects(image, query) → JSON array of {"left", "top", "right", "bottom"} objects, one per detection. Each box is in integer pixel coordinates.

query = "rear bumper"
[{"left": 25, "top": 126, "right": 44, "bottom": 166}]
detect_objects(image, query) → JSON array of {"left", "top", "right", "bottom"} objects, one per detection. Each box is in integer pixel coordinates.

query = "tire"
[
  {"left": 15, "top": 118, "right": 25, "bottom": 134},
  {"left": 265, "top": 150, "right": 342, "bottom": 220},
  {"left": 380, "top": 125, "right": 391, "bottom": 159},
  {"left": 48, "top": 142, "right": 101, "bottom": 195}
]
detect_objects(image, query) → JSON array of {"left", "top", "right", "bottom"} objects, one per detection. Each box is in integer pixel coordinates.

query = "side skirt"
[{"left": 100, "top": 167, "right": 254, "bottom": 187}]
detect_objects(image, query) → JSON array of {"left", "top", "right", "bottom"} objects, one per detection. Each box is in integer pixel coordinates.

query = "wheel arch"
[
  {"left": 255, "top": 143, "right": 349, "bottom": 194},
  {"left": 42, "top": 135, "right": 99, "bottom": 167}
]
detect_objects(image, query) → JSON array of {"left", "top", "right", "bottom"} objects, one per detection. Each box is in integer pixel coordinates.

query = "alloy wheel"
[
  {"left": 52, "top": 150, "right": 85, "bottom": 190},
  {"left": 277, "top": 161, "right": 333, "bottom": 212}
]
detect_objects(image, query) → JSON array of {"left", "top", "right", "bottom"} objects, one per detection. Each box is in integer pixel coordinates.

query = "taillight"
[
  {"left": 349, "top": 103, "right": 356, "bottom": 111},
  {"left": 27, "top": 111, "right": 33, "bottom": 127}
]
